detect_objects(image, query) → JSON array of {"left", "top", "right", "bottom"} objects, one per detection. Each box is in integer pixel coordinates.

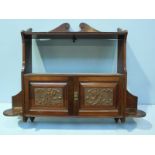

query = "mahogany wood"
[
  {"left": 3, "top": 23, "right": 146, "bottom": 123},
  {"left": 3, "top": 91, "right": 22, "bottom": 116},
  {"left": 79, "top": 23, "right": 100, "bottom": 32},
  {"left": 49, "top": 23, "right": 70, "bottom": 32}
]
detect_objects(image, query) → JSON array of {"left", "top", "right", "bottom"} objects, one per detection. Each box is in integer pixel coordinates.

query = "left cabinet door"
[{"left": 24, "top": 75, "right": 73, "bottom": 116}]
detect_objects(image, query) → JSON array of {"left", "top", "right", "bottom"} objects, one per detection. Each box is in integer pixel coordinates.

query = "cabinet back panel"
[{"left": 32, "top": 39, "right": 118, "bottom": 73}]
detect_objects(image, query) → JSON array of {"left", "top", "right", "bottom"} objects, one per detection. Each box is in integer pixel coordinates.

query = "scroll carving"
[
  {"left": 49, "top": 23, "right": 70, "bottom": 32},
  {"left": 84, "top": 88, "right": 113, "bottom": 105},
  {"left": 49, "top": 22, "right": 100, "bottom": 32},
  {"left": 34, "top": 88, "right": 63, "bottom": 105},
  {"left": 79, "top": 23, "right": 100, "bottom": 32}
]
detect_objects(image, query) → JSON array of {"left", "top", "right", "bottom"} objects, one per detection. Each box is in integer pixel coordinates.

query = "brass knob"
[{"left": 74, "top": 91, "right": 78, "bottom": 101}]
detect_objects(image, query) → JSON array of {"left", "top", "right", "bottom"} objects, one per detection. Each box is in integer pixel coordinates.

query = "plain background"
[
  {"left": 0, "top": 19, "right": 155, "bottom": 104},
  {"left": 0, "top": 1, "right": 155, "bottom": 155}
]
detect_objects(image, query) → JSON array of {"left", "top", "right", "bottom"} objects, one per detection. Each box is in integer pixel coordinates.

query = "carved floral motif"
[
  {"left": 84, "top": 88, "right": 113, "bottom": 106},
  {"left": 34, "top": 88, "right": 63, "bottom": 105}
]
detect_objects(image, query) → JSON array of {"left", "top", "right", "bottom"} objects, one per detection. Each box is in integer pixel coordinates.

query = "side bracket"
[
  {"left": 125, "top": 90, "right": 146, "bottom": 117},
  {"left": 3, "top": 91, "right": 23, "bottom": 116}
]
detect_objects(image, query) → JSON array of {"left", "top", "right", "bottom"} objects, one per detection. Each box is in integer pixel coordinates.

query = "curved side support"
[
  {"left": 126, "top": 90, "right": 137, "bottom": 110},
  {"left": 125, "top": 90, "right": 146, "bottom": 117},
  {"left": 3, "top": 91, "right": 23, "bottom": 116},
  {"left": 4, "top": 28, "right": 32, "bottom": 117}
]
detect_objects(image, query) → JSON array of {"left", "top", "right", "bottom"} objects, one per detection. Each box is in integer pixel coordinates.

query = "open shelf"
[{"left": 32, "top": 38, "right": 118, "bottom": 74}]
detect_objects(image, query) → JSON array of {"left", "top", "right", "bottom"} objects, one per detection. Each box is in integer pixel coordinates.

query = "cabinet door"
[
  {"left": 77, "top": 76, "right": 124, "bottom": 117},
  {"left": 24, "top": 75, "right": 73, "bottom": 116}
]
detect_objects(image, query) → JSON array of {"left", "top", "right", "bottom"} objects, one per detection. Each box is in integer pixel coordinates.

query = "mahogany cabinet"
[{"left": 3, "top": 23, "right": 146, "bottom": 123}]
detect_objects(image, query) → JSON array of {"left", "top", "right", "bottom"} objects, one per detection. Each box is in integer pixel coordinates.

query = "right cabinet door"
[{"left": 77, "top": 76, "right": 124, "bottom": 117}]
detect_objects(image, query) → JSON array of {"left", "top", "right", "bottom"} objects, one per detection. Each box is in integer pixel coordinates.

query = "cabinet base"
[{"left": 3, "top": 107, "right": 146, "bottom": 120}]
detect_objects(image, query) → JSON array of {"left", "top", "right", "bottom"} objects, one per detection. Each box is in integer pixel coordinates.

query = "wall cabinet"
[{"left": 3, "top": 23, "right": 146, "bottom": 123}]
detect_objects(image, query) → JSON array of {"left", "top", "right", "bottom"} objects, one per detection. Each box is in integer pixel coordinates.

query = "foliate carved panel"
[
  {"left": 84, "top": 88, "right": 113, "bottom": 106},
  {"left": 34, "top": 88, "right": 63, "bottom": 106}
]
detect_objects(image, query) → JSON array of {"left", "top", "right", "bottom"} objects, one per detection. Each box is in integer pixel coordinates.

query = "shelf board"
[
  {"left": 24, "top": 73, "right": 123, "bottom": 77},
  {"left": 23, "top": 32, "right": 127, "bottom": 40}
]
